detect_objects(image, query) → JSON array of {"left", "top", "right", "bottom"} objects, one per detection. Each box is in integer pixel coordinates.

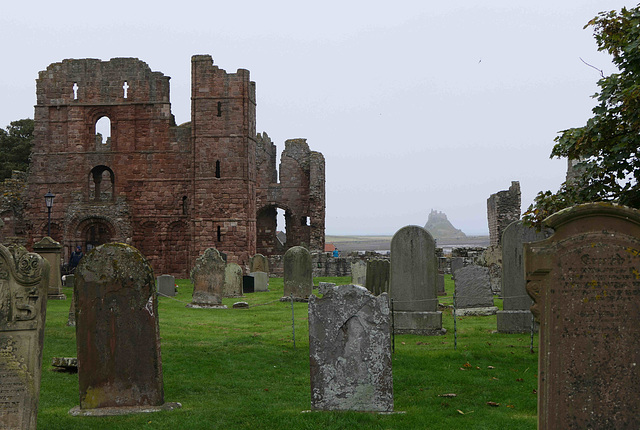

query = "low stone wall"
[{"left": 268, "top": 252, "right": 390, "bottom": 278}]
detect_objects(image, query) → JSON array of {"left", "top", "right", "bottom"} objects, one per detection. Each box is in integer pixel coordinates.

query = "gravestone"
[
  {"left": 66, "top": 274, "right": 76, "bottom": 326},
  {"left": 242, "top": 275, "right": 255, "bottom": 293},
  {"left": 350, "top": 260, "right": 367, "bottom": 286},
  {"left": 437, "top": 271, "right": 446, "bottom": 296},
  {"left": 157, "top": 274, "right": 176, "bottom": 297},
  {"left": 497, "top": 220, "right": 552, "bottom": 333},
  {"left": 364, "top": 259, "right": 390, "bottom": 296},
  {"left": 309, "top": 284, "right": 393, "bottom": 412},
  {"left": 525, "top": 203, "right": 640, "bottom": 429},
  {"left": 450, "top": 257, "right": 464, "bottom": 279},
  {"left": 33, "top": 236, "right": 66, "bottom": 300},
  {"left": 249, "top": 253, "right": 269, "bottom": 274},
  {"left": 250, "top": 271, "right": 269, "bottom": 292},
  {"left": 282, "top": 246, "right": 312, "bottom": 301},
  {"left": 390, "top": 226, "right": 444, "bottom": 335},
  {"left": 71, "top": 243, "right": 179, "bottom": 415},
  {"left": 223, "top": 263, "right": 243, "bottom": 297},
  {"left": 188, "top": 248, "right": 227, "bottom": 309},
  {"left": 0, "top": 245, "right": 49, "bottom": 429},
  {"left": 453, "top": 265, "right": 497, "bottom": 316}
]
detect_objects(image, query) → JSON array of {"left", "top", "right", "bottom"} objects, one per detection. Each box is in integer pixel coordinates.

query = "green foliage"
[
  {"left": 0, "top": 118, "right": 34, "bottom": 181},
  {"left": 37, "top": 276, "right": 537, "bottom": 429},
  {"left": 524, "top": 5, "right": 640, "bottom": 227}
]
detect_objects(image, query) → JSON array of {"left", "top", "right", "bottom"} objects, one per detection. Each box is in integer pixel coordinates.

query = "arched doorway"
[{"left": 77, "top": 218, "right": 115, "bottom": 253}]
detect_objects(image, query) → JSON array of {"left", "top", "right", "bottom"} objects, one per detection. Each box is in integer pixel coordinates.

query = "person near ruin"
[
  {"left": 333, "top": 248, "right": 339, "bottom": 258},
  {"left": 69, "top": 246, "right": 84, "bottom": 273}
]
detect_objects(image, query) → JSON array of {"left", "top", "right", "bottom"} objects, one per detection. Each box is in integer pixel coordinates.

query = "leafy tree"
[
  {"left": 523, "top": 5, "right": 640, "bottom": 226},
  {"left": 0, "top": 118, "right": 34, "bottom": 181}
]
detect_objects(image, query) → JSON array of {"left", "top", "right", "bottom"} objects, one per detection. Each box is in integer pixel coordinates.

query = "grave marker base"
[
  {"left": 393, "top": 311, "right": 446, "bottom": 335},
  {"left": 69, "top": 402, "right": 182, "bottom": 416}
]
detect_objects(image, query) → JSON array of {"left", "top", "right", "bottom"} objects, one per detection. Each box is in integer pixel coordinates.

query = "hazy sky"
[{"left": 1, "top": 1, "right": 634, "bottom": 235}]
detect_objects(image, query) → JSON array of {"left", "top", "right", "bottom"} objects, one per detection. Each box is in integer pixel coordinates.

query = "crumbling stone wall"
[
  {"left": 487, "top": 181, "right": 521, "bottom": 247},
  {"left": 21, "top": 55, "right": 325, "bottom": 277},
  {"left": 255, "top": 134, "right": 325, "bottom": 256},
  {"left": 0, "top": 171, "right": 27, "bottom": 246},
  {"left": 485, "top": 181, "right": 521, "bottom": 293}
]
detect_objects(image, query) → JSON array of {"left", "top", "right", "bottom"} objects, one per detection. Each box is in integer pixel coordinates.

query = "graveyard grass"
[{"left": 38, "top": 276, "right": 538, "bottom": 429}]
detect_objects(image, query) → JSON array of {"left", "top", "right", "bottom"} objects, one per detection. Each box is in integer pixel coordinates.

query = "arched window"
[
  {"left": 95, "top": 116, "right": 111, "bottom": 145},
  {"left": 88, "top": 166, "right": 115, "bottom": 201}
]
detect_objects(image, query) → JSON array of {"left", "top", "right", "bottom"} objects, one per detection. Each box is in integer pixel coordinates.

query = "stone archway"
[{"left": 76, "top": 217, "right": 115, "bottom": 253}]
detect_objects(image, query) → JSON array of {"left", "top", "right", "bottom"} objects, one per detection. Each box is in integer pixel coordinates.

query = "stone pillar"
[{"left": 33, "top": 236, "right": 66, "bottom": 300}]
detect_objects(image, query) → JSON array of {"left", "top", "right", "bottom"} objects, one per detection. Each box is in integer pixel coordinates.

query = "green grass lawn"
[{"left": 37, "top": 276, "right": 538, "bottom": 429}]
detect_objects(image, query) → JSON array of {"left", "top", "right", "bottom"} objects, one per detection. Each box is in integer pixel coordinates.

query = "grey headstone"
[
  {"left": 249, "top": 254, "right": 269, "bottom": 274},
  {"left": 157, "top": 274, "right": 176, "bottom": 297},
  {"left": 364, "top": 259, "right": 390, "bottom": 296},
  {"left": 282, "top": 246, "right": 312, "bottom": 301},
  {"left": 309, "top": 284, "right": 393, "bottom": 412},
  {"left": 437, "top": 271, "right": 446, "bottom": 296},
  {"left": 390, "top": 225, "right": 444, "bottom": 335},
  {"left": 450, "top": 257, "right": 464, "bottom": 279},
  {"left": 224, "top": 263, "right": 243, "bottom": 297},
  {"left": 251, "top": 271, "right": 269, "bottom": 292},
  {"left": 0, "top": 245, "right": 49, "bottom": 429},
  {"left": 350, "top": 260, "right": 367, "bottom": 286},
  {"left": 454, "top": 265, "right": 497, "bottom": 316},
  {"left": 188, "top": 248, "right": 227, "bottom": 308},
  {"left": 497, "top": 220, "right": 552, "bottom": 333}
]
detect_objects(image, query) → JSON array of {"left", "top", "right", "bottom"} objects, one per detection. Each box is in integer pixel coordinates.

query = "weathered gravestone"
[
  {"left": 0, "top": 245, "right": 49, "bottom": 429},
  {"left": 33, "top": 236, "right": 66, "bottom": 300},
  {"left": 309, "top": 284, "right": 393, "bottom": 412},
  {"left": 188, "top": 248, "right": 227, "bottom": 309},
  {"left": 157, "top": 274, "right": 176, "bottom": 297},
  {"left": 223, "top": 263, "right": 243, "bottom": 297},
  {"left": 350, "top": 260, "right": 367, "bottom": 286},
  {"left": 249, "top": 253, "right": 269, "bottom": 275},
  {"left": 282, "top": 246, "right": 312, "bottom": 302},
  {"left": 525, "top": 203, "right": 640, "bottom": 429},
  {"left": 250, "top": 271, "right": 269, "bottom": 292},
  {"left": 71, "top": 243, "right": 180, "bottom": 415},
  {"left": 66, "top": 274, "right": 76, "bottom": 326},
  {"left": 437, "top": 271, "right": 446, "bottom": 296},
  {"left": 365, "top": 259, "right": 390, "bottom": 296},
  {"left": 390, "top": 226, "right": 444, "bottom": 335},
  {"left": 497, "top": 220, "right": 552, "bottom": 333},
  {"left": 450, "top": 257, "right": 464, "bottom": 279},
  {"left": 453, "top": 265, "right": 497, "bottom": 316},
  {"left": 318, "top": 282, "right": 336, "bottom": 295}
]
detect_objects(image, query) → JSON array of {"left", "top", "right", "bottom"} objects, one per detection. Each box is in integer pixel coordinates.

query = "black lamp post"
[{"left": 44, "top": 191, "right": 55, "bottom": 237}]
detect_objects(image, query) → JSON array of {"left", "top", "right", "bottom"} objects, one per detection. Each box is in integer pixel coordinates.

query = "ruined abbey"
[{"left": 5, "top": 55, "right": 325, "bottom": 277}]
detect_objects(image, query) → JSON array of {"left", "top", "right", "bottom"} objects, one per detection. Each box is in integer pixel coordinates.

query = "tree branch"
[{"left": 580, "top": 57, "right": 605, "bottom": 78}]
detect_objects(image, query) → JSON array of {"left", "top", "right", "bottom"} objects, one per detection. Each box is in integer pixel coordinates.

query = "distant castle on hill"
[{"left": 424, "top": 210, "right": 467, "bottom": 240}]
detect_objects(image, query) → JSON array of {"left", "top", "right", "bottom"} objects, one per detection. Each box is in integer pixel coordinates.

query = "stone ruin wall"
[
  {"left": 487, "top": 181, "right": 521, "bottom": 247},
  {"left": 14, "top": 55, "right": 325, "bottom": 277},
  {"left": 485, "top": 181, "right": 521, "bottom": 293}
]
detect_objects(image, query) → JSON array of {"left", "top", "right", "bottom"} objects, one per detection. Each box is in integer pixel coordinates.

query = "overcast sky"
[{"left": 1, "top": 1, "right": 635, "bottom": 235}]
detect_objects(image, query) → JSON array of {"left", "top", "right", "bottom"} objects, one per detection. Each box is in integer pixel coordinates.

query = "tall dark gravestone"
[
  {"left": 309, "top": 284, "right": 393, "bottom": 411},
  {"left": 497, "top": 220, "right": 552, "bottom": 333},
  {"left": 71, "top": 243, "right": 179, "bottom": 415},
  {"left": 0, "top": 246, "right": 49, "bottom": 429},
  {"left": 390, "top": 226, "right": 444, "bottom": 335},
  {"left": 525, "top": 204, "right": 640, "bottom": 429}
]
